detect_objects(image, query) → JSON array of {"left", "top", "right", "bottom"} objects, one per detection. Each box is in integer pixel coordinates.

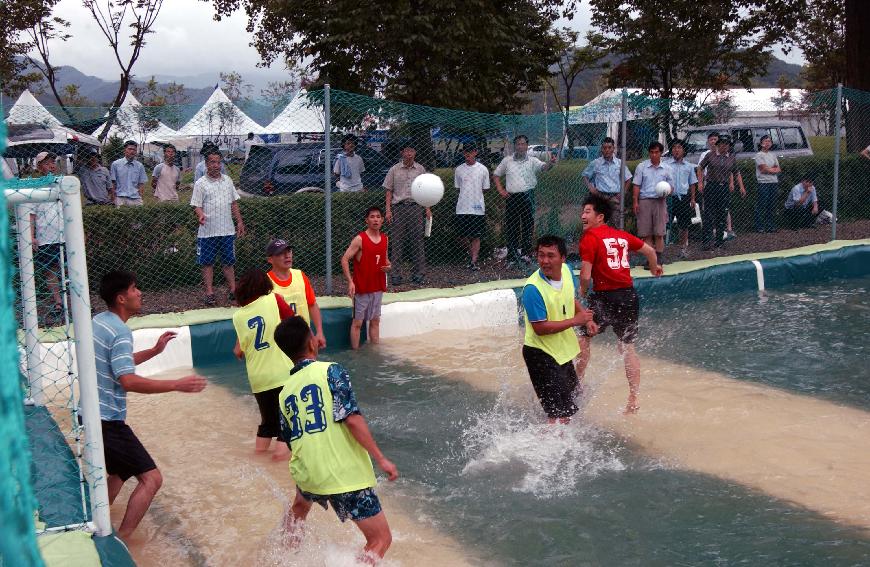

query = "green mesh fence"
[
  {"left": 0, "top": 103, "right": 44, "bottom": 566},
  {"left": 3, "top": 86, "right": 869, "bottom": 314}
]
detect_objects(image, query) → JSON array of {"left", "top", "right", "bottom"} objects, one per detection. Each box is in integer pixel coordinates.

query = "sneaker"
[
  {"left": 679, "top": 247, "right": 689, "bottom": 259},
  {"left": 204, "top": 294, "right": 216, "bottom": 306},
  {"left": 467, "top": 262, "right": 480, "bottom": 271},
  {"left": 724, "top": 231, "right": 737, "bottom": 241},
  {"left": 228, "top": 291, "right": 236, "bottom": 302}
]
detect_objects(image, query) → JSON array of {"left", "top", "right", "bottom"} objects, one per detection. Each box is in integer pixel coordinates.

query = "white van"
[{"left": 682, "top": 121, "right": 813, "bottom": 162}]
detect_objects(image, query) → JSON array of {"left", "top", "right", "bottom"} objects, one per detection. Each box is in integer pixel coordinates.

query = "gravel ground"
[{"left": 90, "top": 219, "right": 870, "bottom": 316}]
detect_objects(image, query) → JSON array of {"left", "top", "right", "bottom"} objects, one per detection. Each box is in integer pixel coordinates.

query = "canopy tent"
[
  {"left": 175, "top": 87, "right": 265, "bottom": 138},
  {"left": 6, "top": 90, "right": 63, "bottom": 127},
  {"left": 97, "top": 92, "right": 178, "bottom": 145},
  {"left": 264, "top": 89, "right": 324, "bottom": 135}
]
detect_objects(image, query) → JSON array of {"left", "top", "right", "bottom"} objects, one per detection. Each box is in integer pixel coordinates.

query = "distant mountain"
[{"left": 526, "top": 55, "right": 806, "bottom": 114}]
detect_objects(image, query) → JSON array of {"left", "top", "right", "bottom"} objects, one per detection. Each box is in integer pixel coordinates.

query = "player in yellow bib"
[
  {"left": 521, "top": 235, "right": 594, "bottom": 424},
  {"left": 274, "top": 316, "right": 398, "bottom": 563},
  {"left": 265, "top": 239, "right": 327, "bottom": 348},
  {"left": 232, "top": 269, "right": 295, "bottom": 460}
]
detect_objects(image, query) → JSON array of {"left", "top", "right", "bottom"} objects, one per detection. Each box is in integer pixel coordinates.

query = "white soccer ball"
[
  {"left": 655, "top": 180, "right": 672, "bottom": 197},
  {"left": 411, "top": 173, "right": 445, "bottom": 207}
]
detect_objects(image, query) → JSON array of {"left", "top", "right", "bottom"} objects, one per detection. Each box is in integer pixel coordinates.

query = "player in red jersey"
[
  {"left": 576, "top": 194, "right": 662, "bottom": 414},
  {"left": 341, "top": 207, "right": 392, "bottom": 349}
]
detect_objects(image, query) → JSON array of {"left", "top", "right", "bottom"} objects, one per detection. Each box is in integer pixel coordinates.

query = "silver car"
[{"left": 683, "top": 121, "right": 813, "bottom": 163}]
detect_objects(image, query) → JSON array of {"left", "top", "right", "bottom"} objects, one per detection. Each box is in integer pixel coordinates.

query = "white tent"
[
  {"left": 265, "top": 89, "right": 325, "bottom": 134},
  {"left": 6, "top": 90, "right": 62, "bottom": 127},
  {"left": 98, "top": 92, "right": 178, "bottom": 145},
  {"left": 175, "top": 87, "right": 265, "bottom": 138}
]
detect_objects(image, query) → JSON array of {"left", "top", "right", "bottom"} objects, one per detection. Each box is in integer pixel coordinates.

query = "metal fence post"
[
  {"left": 619, "top": 88, "right": 628, "bottom": 230},
  {"left": 324, "top": 84, "right": 333, "bottom": 293},
  {"left": 832, "top": 83, "right": 842, "bottom": 241}
]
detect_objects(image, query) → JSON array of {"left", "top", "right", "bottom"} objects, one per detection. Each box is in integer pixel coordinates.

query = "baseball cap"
[
  {"left": 35, "top": 151, "right": 57, "bottom": 164},
  {"left": 265, "top": 239, "right": 291, "bottom": 256}
]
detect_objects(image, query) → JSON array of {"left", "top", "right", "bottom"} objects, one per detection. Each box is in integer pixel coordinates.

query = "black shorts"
[
  {"left": 577, "top": 288, "right": 639, "bottom": 343},
  {"left": 672, "top": 196, "right": 693, "bottom": 230},
  {"left": 521, "top": 345, "right": 579, "bottom": 419},
  {"left": 454, "top": 214, "right": 485, "bottom": 238},
  {"left": 35, "top": 243, "right": 63, "bottom": 271},
  {"left": 101, "top": 420, "right": 157, "bottom": 482},
  {"left": 254, "top": 386, "right": 283, "bottom": 439}
]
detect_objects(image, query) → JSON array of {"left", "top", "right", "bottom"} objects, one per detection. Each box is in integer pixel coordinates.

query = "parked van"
[{"left": 682, "top": 121, "right": 813, "bottom": 163}]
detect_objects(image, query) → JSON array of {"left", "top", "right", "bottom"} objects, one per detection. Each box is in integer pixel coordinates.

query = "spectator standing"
[
  {"left": 581, "top": 136, "right": 632, "bottom": 213},
  {"left": 664, "top": 139, "right": 698, "bottom": 258},
  {"left": 784, "top": 175, "right": 819, "bottom": 229},
  {"left": 76, "top": 148, "right": 113, "bottom": 206},
  {"left": 243, "top": 132, "right": 264, "bottom": 160},
  {"left": 151, "top": 145, "right": 182, "bottom": 202},
  {"left": 29, "top": 151, "right": 65, "bottom": 321},
  {"left": 191, "top": 149, "right": 246, "bottom": 305},
  {"left": 753, "top": 135, "right": 781, "bottom": 233},
  {"left": 334, "top": 134, "right": 366, "bottom": 192},
  {"left": 383, "top": 143, "right": 429, "bottom": 285},
  {"left": 194, "top": 142, "right": 227, "bottom": 183},
  {"left": 493, "top": 135, "right": 556, "bottom": 266},
  {"left": 632, "top": 141, "right": 674, "bottom": 267},
  {"left": 453, "top": 142, "right": 490, "bottom": 269},
  {"left": 109, "top": 140, "right": 147, "bottom": 207},
  {"left": 698, "top": 136, "right": 741, "bottom": 250}
]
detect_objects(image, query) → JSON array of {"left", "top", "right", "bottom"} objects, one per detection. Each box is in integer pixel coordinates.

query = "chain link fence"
[{"left": 3, "top": 85, "right": 869, "bottom": 314}]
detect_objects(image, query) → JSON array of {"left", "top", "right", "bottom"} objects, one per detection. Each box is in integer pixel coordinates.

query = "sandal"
[{"left": 204, "top": 294, "right": 216, "bottom": 306}]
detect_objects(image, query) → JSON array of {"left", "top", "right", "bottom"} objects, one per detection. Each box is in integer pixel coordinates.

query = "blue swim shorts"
[
  {"left": 298, "top": 487, "right": 381, "bottom": 522},
  {"left": 196, "top": 235, "right": 236, "bottom": 266}
]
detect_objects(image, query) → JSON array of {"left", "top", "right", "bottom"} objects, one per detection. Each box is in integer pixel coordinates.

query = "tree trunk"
[
  {"left": 845, "top": 0, "right": 870, "bottom": 152},
  {"left": 96, "top": 74, "right": 131, "bottom": 142}
]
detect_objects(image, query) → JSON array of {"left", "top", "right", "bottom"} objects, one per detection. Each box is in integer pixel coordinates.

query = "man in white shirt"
[
  {"left": 191, "top": 149, "right": 247, "bottom": 305},
  {"left": 453, "top": 143, "right": 490, "bottom": 270},
  {"left": 29, "top": 152, "right": 65, "bottom": 322},
  {"left": 784, "top": 174, "right": 819, "bottom": 229},
  {"left": 334, "top": 134, "right": 366, "bottom": 192},
  {"left": 492, "top": 135, "right": 555, "bottom": 266}
]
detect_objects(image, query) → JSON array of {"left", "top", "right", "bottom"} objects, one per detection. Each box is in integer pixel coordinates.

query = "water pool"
[{"left": 118, "top": 277, "right": 870, "bottom": 566}]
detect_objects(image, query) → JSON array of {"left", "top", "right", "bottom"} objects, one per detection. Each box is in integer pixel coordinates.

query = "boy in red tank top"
[{"left": 341, "top": 207, "right": 391, "bottom": 349}]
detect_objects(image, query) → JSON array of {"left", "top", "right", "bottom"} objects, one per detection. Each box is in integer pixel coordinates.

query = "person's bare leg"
[
  {"left": 470, "top": 237, "right": 481, "bottom": 264},
  {"left": 117, "top": 468, "right": 163, "bottom": 539},
  {"left": 653, "top": 235, "right": 664, "bottom": 254},
  {"left": 222, "top": 265, "right": 236, "bottom": 294},
  {"left": 108, "top": 474, "right": 124, "bottom": 505},
  {"left": 619, "top": 342, "right": 640, "bottom": 413},
  {"left": 46, "top": 268, "right": 61, "bottom": 306},
  {"left": 350, "top": 319, "right": 363, "bottom": 350},
  {"left": 726, "top": 210, "right": 733, "bottom": 232},
  {"left": 282, "top": 491, "right": 313, "bottom": 549},
  {"left": 271, "top": 441, "right": 290, "bottom": 461},
  {"left": 680, "top": 229, "right": 689, "bottom": 249},
  {"left": 368, "top": 319, "right": 380, "bottom": 344},
  {"left": 255, "top": 436, "right": 272, "bottom": 453},
  {"left": 355, "top": 511, "right": 392, "bottom": 564},
  {"left": 575, "top": 336, "right": 591, "bottom": 382},
  {"left": 202, "top": 265, "right": 214, "bottom": 296}
]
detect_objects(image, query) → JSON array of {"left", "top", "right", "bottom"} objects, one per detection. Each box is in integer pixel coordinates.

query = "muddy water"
[
  {"left": 379, "top": 326, "right": 870, "bottom": 532},
  {"left": 114, "top": 370, "right": 477, "bottom": 567}
]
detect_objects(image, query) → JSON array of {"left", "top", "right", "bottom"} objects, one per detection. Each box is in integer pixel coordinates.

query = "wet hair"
[
  {"left": 99, "top": 270, "right": 137, "bottom": 308},
  {"left": 513, "top": 134, "right": 529, "bottom": 144},
  {"left": 535, "top": 235, "right": 567, "bottom": 257},
  {"left": 601, "top": 137, "right": 616, "bottom": 146},
  {"left": 274, "top": 316, "right": 313, "bottom": 361},
  {"left": 235, "top": 269, "right": 273, "bottom": 307},
  {"left": 648, "top": 141, "right": 664, "bottom": 152},
  {"left": 669, "top": 138, "right": 686, "bottom": 151},
  {"left": 364, "top": 206, "right": 384, "bottom": 219},
  {"left": 583, "top": 194, "right": 613, "bottom": 224}
]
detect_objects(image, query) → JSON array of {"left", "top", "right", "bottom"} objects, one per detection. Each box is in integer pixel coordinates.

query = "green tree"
[
  {"left": 844, "top": 0, "right": 870, "bottom": 152},
  {"left": 60, "top": 83, "right": 91, "bottom": 107},
  {"left": 799, "top": 0, "right": 846, "bottom": 91},
  {"left": 132, "top": 75, "right": 190, "bottom": 128},
  {"left": 210, "top": 0, "right": 575, "bottom": 113},
  {"left": 0, "top": 0, "right": 61, "bottom": 98},
  {"left": 771, "top": 75, "right": 794, "bottom": 120},
  {"left": 590, "top": 0, "right": 804, "bottom": 142},
  {"left": 219, "top": 71, "right": 252, "bottom": 104}
]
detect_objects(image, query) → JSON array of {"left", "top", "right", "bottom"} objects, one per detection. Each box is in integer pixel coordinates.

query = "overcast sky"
[{"left": 46, "top": 0, "right": 803, "bottom": 81}]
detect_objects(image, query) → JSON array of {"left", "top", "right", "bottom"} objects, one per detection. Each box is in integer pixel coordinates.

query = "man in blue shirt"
[
  {"left": 94, "top": 270, "right": 207, "bottom": 539},
  {"left": 109, "top": 140, "right": 148, "bottom": 207},
  {"left": 582, "top": 136, "right": 632, "bottom": 218},
  {"left": 632, "top": 141, "right": 674, "bottom": 267},
  {"left": 664, "top": 139, "right": 698, "bottom": 258}
]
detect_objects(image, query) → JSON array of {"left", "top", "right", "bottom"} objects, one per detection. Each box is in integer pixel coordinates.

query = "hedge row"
[{"left": 77, "top": 153, "right": 870, "bottom": 292}]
